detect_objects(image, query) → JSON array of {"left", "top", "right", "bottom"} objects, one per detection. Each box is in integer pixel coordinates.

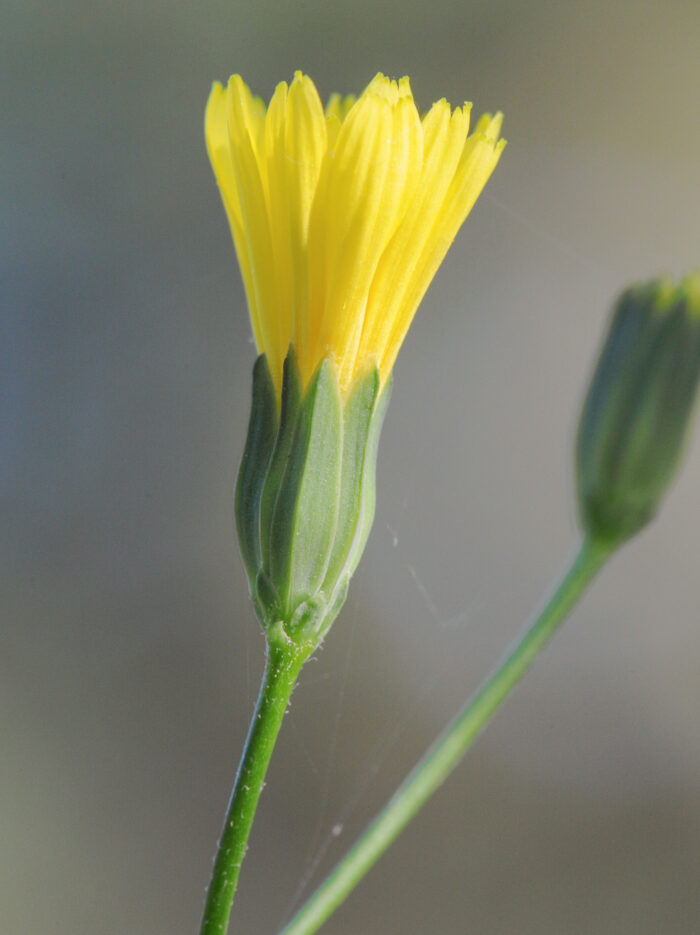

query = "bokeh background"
[{"left": 4, "top": 1, "right": 700, "bottom": 932}]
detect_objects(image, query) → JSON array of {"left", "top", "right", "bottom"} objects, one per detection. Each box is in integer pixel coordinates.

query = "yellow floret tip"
[{"left": 205, "top": 72, "right": 506, "bottom": 399}]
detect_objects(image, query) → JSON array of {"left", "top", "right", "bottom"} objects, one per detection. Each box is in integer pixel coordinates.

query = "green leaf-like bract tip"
[{"left": 235, "top": 350, "right": 391, "bottom": 646}]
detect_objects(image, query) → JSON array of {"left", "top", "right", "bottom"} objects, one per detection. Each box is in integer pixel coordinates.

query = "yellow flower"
[{"left": 205, "top": 72, "right": 505, "bottom": 399}]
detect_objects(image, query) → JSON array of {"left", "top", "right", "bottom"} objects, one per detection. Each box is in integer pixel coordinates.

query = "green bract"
[
  {"left": 236, "top": 350, "right": 391, "bottom": 645},
  {"left": 576, "top": 275, "right": 700, "bottom": 546}
]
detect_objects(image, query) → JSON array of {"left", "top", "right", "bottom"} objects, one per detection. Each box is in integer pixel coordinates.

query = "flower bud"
[
  {"left": 235, "top": 350, "right": 391, "bottom": 644},
  {"left": 576, "top": 274, "right": 700, "bottom": 546}
]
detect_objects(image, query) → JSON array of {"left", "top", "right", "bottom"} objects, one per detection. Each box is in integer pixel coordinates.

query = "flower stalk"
[
  {"left": 278, "top": 536, "right": 613, "bottom": 935},
  {"left": 200, "top": 628, "right": 314, "bottom": 935}
]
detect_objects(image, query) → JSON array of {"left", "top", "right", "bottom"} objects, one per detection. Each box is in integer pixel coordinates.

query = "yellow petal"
[
  {"left": 263, "top": 81, "right": 293, "bottom": 363},
  {"left": 227, "top": 76, "right": 282, "bottom": 389},
  {"left": 325, "top": 92, "right": 356, "bottom": 123},
  {"left": 325, "top": 93, "right": 356, "bottom": 149},
  {"left": 306, "top": 89, "right": 394, "bottom": 385},
  {"left": 315, "top": 81, "right": 426, "bottom": 390},
  {"left": 357, "top": 101, "right": 469, "bottom": 368},
  {"left": 380, "top": 129, "right": 506, "bottom": 375},
  {"left": 205, "top": 82, "right": 262, "bottom": 354},
  {"left": 285, "top": 72, "right": 327, "bottom": 355},
  {"left": 366, "top": 72, "right": 399, "bottom": 106}
]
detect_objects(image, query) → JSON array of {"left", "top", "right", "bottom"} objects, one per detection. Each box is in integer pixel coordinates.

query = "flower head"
[{"left": 206, "top": 72, "right": 505, "bottom": 399}]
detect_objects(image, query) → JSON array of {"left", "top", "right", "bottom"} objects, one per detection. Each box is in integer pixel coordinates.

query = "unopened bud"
[{"left": 576, "top": 274, "right": 700, "bottom": 546}]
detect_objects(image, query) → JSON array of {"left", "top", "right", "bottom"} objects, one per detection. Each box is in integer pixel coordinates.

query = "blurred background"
[{"left": 3, "top": 0, "right": 700, "bottom": 932}]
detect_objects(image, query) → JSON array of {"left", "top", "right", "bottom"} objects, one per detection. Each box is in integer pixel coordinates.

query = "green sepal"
[
  {"left": 268, "top": 358, "right": 343, "bottom": 621},
  {"left": 321, "top": 366, "right": 380, "bottom": 591},
  {"left": 347, "top": 374, "right": 392, "bottom": 580},
  {"left": 319, "top": 367, "right": 392, "bottom": 637},
  {"left": 253, "top": 568, "right": 281, "bottom": 626},
  {"left": 259, "top": 349, "right": 303, "bottom": 567},
  {"left": 576, "top": 276, "right": 700, "bottom": 545},
  {"left": 234, "top": 355, "right": 278, "bottom": 585}
]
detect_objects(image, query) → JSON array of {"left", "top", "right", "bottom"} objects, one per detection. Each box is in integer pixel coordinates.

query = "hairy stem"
[{"left": 200, "top": 629, "right": 310, "bottom": 935}]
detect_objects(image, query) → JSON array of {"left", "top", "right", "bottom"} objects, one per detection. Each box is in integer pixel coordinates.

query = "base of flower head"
[{"left": 236, "top": 348, "right": 391, "bottom": 646}]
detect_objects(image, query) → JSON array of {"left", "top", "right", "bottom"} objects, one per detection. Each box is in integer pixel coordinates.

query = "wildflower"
[
  {"left": 205, "top": 72, "right": 504, "bottom": 642},
  {"left": 577, "top": 274, "right": 700, "bottom": 546}
]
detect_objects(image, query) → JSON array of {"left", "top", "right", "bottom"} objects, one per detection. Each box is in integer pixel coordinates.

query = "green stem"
[
  {"left": 280, "top": 536, "right": 613, "bottom": 935},
  {"left": 200, "top": 627, "right": 311, "bottom": 935}
]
